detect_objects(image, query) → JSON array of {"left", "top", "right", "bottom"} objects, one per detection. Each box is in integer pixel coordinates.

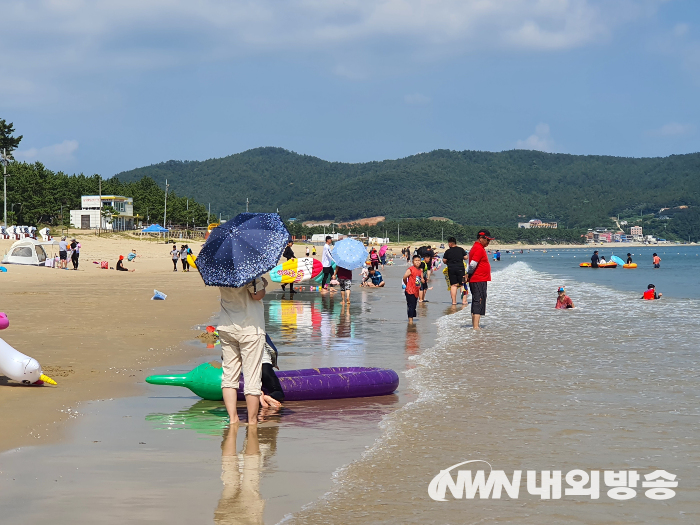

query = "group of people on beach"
[
  {"left": 402, "top": 230, "right": 494, "bottom": 330},
  {"left": 170, "top": 244, "right": 193, "bottom": 272},
  {"left": 58, "top": 236, "right": 80, "bottom": 270}
]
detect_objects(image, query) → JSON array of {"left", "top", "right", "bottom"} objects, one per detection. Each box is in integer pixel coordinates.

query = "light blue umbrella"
[
  {"left": 332, "top": 238, "right": 368, "bottom": 270},
  {"left": 610, "top": 255, "right": 625, "bottom": 266}
]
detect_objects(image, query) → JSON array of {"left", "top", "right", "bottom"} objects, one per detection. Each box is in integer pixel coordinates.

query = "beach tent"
[
  {"left": 2, "top": 238, "right": 59, "bottom": 266},
  {"left": 142, "top": 224, "right": 169, "bottom": 233}
]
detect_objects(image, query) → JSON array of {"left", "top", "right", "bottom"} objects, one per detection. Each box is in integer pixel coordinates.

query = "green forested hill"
[{"left": 113, "top": 147, "right": 700, "bottom": 229}]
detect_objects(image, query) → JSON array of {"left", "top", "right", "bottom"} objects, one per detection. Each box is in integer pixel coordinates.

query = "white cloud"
[
  {"left": 15, "top": 140, "right": 79, "bottom": 164},
  {"left": 649, "top": 122, "right": 695, "bottom": 136},
  {"left": 0, "top": 1, "right": 643, "bottom": 93},
  {"left": 516, "top": 123, "right": 555, "bottom": 152},
  {"left": 404, "top": 93, "right": 431, "bottom": 105}
]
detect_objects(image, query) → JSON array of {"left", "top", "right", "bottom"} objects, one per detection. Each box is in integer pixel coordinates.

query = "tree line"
[{"left": 4, "top": 161, "right": 210, "bottom": 228}]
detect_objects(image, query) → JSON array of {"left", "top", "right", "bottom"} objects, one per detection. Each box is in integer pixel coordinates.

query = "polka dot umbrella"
[
  {"left": 196, "top": 213, "right": 290, "bottom": 288},
  {"left": 332, "top": 238, "right": 368, "bottom": 270}
]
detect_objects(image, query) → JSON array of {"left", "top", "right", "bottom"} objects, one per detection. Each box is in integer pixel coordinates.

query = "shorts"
[
  {"left": 654, "top": 263, "right": 660, "bottom": 268},
  {"left": 339, "top": 279, "right": 351, "bottom": 291},
  {"left": 371, "top": 260, "right": 379, "bottom": 269},
  {"left": 469, "top": 281, "right": 487, "bottom": 315},
  {"left": 420, "top": 280, "right": 428, "bottom": 291},
  {"left": 59, "top": 251, "right": 67, "bottom": 260},
  {"left": 447, "top": 268, "right": 465, "bottom": 286}
]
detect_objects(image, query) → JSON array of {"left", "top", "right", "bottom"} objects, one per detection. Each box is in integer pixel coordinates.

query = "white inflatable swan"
[{"left": 0, "top": 314, "right": 56, "bottom": 385}]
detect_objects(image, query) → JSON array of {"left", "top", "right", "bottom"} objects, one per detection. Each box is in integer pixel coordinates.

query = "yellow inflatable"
[{"left": 623, "top": 263, "right": 637, "bottom": 269}]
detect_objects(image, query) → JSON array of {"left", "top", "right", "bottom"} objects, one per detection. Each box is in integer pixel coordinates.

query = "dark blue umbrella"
[{"left": 196, "top": 213, "right": 290, "bottom": 288}]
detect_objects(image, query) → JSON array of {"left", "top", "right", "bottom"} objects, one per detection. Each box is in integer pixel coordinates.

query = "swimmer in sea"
[
  {"left": 642, "top": 284, "right": 662, "bottom": 300},
  {"left": 555, "top": 287, "right": 574, "bottom": 309},
  {"left": 626, "top": 253, "right": 633, "bottom": 264}
]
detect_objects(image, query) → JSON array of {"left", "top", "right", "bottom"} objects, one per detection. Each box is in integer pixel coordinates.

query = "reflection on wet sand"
[
  {"left": 405, "top": 324, "right": 419, "bottom": 357},
  {"left": 214, "top": 424, "right": 279, "bottom": 525}
]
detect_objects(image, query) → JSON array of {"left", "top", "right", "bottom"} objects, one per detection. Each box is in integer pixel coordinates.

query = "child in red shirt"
[{"left": 402, "top": 255, "right": 424, "bottom": 324}]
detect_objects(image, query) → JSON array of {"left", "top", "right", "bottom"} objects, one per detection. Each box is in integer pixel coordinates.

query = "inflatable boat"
[
  {"left": 579, "top": 262, "right": 617, "bottom": 268},
  {"left": 623, "top": 263, "right": 637, "bottom": 268},
  {"left": 146, "top": 362, "right": 399, "bottom": 401}
]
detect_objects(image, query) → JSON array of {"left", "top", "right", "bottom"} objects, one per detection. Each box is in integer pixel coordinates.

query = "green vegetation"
[
  {"left": 285, "top": 218, "right": 586, "bottom": 244},
  {"left": 0, "top": 119, "right": 22, "bottom": 158},
  {"left": 114, "top": 147, "right": 700, "bottom": 239},
  {"left": 4, "top": 161, "right": 209, "bottom": 227}
]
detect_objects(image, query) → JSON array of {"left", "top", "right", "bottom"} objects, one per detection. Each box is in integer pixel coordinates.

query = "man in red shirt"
[{"left": 467, "top": 229, "right": 494, "bottom": 330}]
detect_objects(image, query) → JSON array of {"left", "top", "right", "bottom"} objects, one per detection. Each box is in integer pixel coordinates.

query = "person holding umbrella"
[
  {"left": 196, "top": 213, "right": 290, "bottom": 426},
  {"left": 331, "top": 238, "right": 369, "bottom": 305}
]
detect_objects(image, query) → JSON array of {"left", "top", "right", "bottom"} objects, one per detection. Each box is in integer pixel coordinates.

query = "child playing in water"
[
  {"left": 555, "top": 287, "right": 574, "bottom": 309},
  {"left": 642, "top": 284, "right": 662, "bottom": 300}
]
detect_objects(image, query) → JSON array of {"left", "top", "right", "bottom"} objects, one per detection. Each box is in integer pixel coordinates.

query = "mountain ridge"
[{"left": 113, "top": 147, "right": 700, "bottom": 228}]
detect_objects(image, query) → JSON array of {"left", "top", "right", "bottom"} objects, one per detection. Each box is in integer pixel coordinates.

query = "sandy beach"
[{"left": 0, "top": 232, "right": 222, "bottom": 452}]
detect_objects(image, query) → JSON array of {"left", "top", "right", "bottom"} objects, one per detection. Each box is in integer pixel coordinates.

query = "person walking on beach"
[
  {"left": 419, "top": 254, "right": 432, "bottom": 302},
  {"left": 70, "top": 239, "right": 80, "bottom": 270},
  {"left": 218, "top": 276, "right": 268, "bottom": 425},
  {"left": 170, "top": 244, "right": 180, "bottom": 271},
  {"left": 312, "top": 246, "right": 317, "bottom": 256},
  {"left": 281, "top": 240, "right": 296, "bottom": 294},
  {"left": 305, "top": 246, "right": 310, "bottom": 257},
  {"left": 369, "top": 248, "right": 380, "bottom": 270},
  {"left": 403, "top": 255, "right": 424, "bottom": 325},
  {"left": 442, "top": 237, "right": 468, "bottom": 305},
  {"left": 180, "top": 244, "right": 189, "bottom": 272},
  {"left": 591, "top": 250, "right": 600, "bottom": 268},
  {"left": 653, "top": 253, "right": 661, "bottom": 268},
  {"left": 467, "top": 230, "right": 494, "bottom": 330},
  {"left": 321, "top": 236, "right": 334, "bottom": 291},
  {"left": 58, "top": 236, "right": 68, "bottom": 269}
]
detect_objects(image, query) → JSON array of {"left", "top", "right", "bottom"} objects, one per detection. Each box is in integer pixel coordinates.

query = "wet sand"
[{"left": 0, "top": 247, "right": 449, "bottom": 523}]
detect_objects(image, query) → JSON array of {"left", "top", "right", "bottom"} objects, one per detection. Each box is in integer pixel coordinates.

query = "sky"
[{"left": 3, "top": 0, "right": 700, "bottom": 177}]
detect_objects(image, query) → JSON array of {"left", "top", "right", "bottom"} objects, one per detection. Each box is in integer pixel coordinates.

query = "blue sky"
[{"left": 3, "top": 0, "right": 699, "bottom": 177}]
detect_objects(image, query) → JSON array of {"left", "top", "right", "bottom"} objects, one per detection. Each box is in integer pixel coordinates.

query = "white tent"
[{"left": 2, "top": 239, "right": 59, "bottom": 266}]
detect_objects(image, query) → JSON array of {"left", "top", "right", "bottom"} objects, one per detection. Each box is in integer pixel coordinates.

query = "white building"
[
  {"left": 310, "top": 233, "right": 345, "bottom": 243},
  {"left": 70, "top": 195, "right": 136, "bottom": 231}
]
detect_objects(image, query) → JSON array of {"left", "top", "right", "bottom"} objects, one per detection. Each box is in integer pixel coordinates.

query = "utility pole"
[
  {"left": 2, "top": 148, "right": 8, "bottom": 229},
  {"left": 397, "top": 223, "right": 400, "bottom": 244},
  {"left": 163, "top": 179, "right": 169, "bottom": 227},
  {"left": 246, "top": 198, "right": 249, "bottom": 212},
  {"left": 98, "top": 176, "right": 102, "bottom": 236},
  {"left": 207, "top": 203, "right": 210, "bottom": 225}
]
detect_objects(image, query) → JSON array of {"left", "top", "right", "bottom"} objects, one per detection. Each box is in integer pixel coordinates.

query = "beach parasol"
[
  {"left": 332, "top": 238, "right": 368, "bottom": 270},
  {"left": 379, "top": 245, "right": 388, "bottom": 257},
  {"left": 196, "top": 213, "right": 289, "bottom": 287}
]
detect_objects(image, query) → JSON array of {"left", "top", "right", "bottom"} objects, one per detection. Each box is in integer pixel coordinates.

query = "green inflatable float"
[{"left": 147, "top": 362, "right": 225, "bottom": 400}]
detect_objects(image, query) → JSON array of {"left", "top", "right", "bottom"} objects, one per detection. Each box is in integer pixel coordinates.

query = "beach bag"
[{"left": 100, "top": 261, "right": 108, "bottom": 269}]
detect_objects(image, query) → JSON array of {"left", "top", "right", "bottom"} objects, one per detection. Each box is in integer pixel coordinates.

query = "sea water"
[{"left": 284, "top": 253, "right": 700, "bottom": 524}]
